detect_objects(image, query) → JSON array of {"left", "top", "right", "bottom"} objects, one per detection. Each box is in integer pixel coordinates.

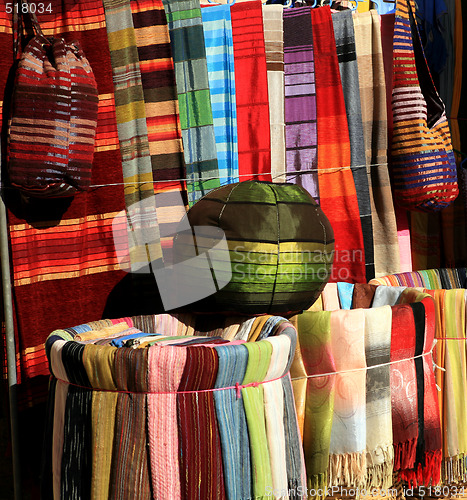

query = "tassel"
[{"left": 328, "top": 452, "right": 366, "bottom": 489}]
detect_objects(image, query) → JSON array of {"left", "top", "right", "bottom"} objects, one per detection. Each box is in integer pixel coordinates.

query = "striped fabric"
[
  {"left": 369, "top": 268, "right": 443, "bottom": 288},
  {"left": 130, "top": 0, "right": 188, "bottom": 260},
  {"left": 103, "top": 0, "right": 163, "bottom": 271},
  {"left": 1, "top": 0, "right": 130, "bottom": 407},
  {"left": 332, "top": 9, "right": 375, "bottom": 282},
  {"left": 353, "top": 9, "right": 401, "bottom": 278},
  {"left": 162, "top": 0, "right": 220, "bottom": 205},
  {"left": 283, "top": 7, "right": 318, "bottom": 199},
  {"left": 147, "top": 345, "right": 186, "bottom": 499},
  {"left": 213, "top": 344, "right": 251, "bottom": 500},
  {"left": 109, "top": 348, "right": 151, "bottom": 499},
  {"left": 262, "top": 5, "right": 286, "bottom": 184},
  {"left": 230, "top": 1, "right": 272, "bottom": 183},
  {"left": 201, "top": 4, "right": 239, "bottom": 186},
  {"left": 312, "top": 5, "right": 366, "bottom": 284},
  {"left": 391, "top": 0, "right": 458, "bottom": 211},
  {"left": 8, "top": 34, "right": 98, "bottom": 198}
]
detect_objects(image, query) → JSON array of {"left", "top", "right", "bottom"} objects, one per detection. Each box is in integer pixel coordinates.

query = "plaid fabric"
[
  {"left": 0, "top": 0, "right": 129, "bottom": 406},
  {"left": 8, "top": 34, "right": 98, "bottom": 198},
  {"left": 283, "top": 7, "right": 318, "bottom": 200},
  {"left": 103, "top": 0, "right": 163, "bottom": 271},
  {"left": 130, "top": 0, "right": 188, "bottom": 260},
  {"left": 391, "top": 0, "right": 458, "bottom": 211},
  {"left": 201, "top": 4, "right": 239, "bottom": 186},
  {"left": 262, "top": 5, "right": 285, "bottom": 183},
  {"left": 312, "top": 6, "right": 366, "bottom": 284},
  {"left": 230, "top": 1, "right": 271, "bottom": 183},
  {"left": 332, "top": 9, "right": 375, "bottom": 282},
  {"left": 162, "top": 0, "right": 220, "bottom": 205}
]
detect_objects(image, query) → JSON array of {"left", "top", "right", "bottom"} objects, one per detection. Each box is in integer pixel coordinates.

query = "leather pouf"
[{"left": 172, "top": 180, "right": 335, "bottom": 315}]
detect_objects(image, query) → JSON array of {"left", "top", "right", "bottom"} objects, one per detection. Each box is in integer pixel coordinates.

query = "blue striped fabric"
[{"left": 201, "top": 4, "right": 239, "bottom": 186}]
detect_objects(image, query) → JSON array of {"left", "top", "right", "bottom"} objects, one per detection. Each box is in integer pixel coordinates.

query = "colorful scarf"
[
  {"left": 213, "top": 344, "right": 251, "bottom": 500},
  {"left": 177, "top": 346, "right": 226, "bottom": 499},
  {"left": 201, "top": 4, "right": 239, "bottom": 186},
  {"left": 230, "top": 0, "right": 272, "bottom": 182},
  {"left": 130, "top": 0, "right": 188, "bottom": 260},
  {"left": 332, "top": 9, "right": 375, "bottom": 282},
  {"left": 337, "top": 282, "right": 354, "bottom": 310},
  {"left": 283, "top": 6, "right": 318, "bottom": 199},
  {"left": 328, "top": 309, "right": 367, "bottom": 488},
  {"left": 263, "top": 5, "right": 286, "bottom": 183},
  {"left": 352, "top": 9, "right": 400, "bottom": 278},
  {"left": 363, "top": 306, "right": 394, "bottom": 490},
  {"left": 147, "top": 345, "right": 186, "bottom": 499},
  {"left": 241, "top": 341, "right": 273, "bottom": 498},
  {"left": 103, "top": 0, "right": 162, "bottom": 271},
  {"left": 264, "top": 335, "right": 291, "bottom": 497},
  {"left": 351, "top": 283, "right": 377, "bottom": 309},
  {"left": 60, "top": 342, "right": 93, "bottom": 499},
  {"left": 162, "top": 0, "right": 220, "bottom": 204},
  {"left": 312, "top": 5, "right": 366, "bottom": 284},
  {"left": 82, "top": 345, "right": 119, "bottom": 500},
  {"left": 109, "top": 348, "right": 151, "bottom": 499},
  {"left": 296, "top": 310, "right": 336, "bottom": 492}
]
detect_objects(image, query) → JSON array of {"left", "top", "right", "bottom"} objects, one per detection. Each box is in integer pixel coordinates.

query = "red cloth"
[
  {"left": 311, "top": 6, "right": 366, "bottom": 283},
  {"left": 230, "top": 1, "right": 271, "bottom": 182},
  {"left": 390, "top": 303, "right": 418, "bottom": 472},
  {"left": 177, "top": 346, "right": 226, "bottom": 499}
]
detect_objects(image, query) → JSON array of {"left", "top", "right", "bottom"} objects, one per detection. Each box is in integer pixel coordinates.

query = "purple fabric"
[{"left": 283, "top": 7, "right": 319, "bottom": 202}]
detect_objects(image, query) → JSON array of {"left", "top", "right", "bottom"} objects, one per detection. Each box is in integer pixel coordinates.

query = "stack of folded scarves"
[{"left": 43, "top": 314, "right": 306, "bottom": 499}]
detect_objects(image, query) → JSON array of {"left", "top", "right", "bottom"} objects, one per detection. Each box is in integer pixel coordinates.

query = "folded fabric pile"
[{"left": 42, "top": 314, "right": 306, "bottom": 499}]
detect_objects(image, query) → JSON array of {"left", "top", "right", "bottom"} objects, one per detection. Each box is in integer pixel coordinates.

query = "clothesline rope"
[{"left": 51, "top": 343, "right": 438, "bottom": 396}]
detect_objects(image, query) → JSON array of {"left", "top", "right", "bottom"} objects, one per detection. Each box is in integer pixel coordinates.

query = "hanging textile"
[
  {"left": 213, "top": 344, "right": 251, "bottom": 500},
  {"left": 312, "top": 5, "right": 366, "bottom": 284},
  {"left": 283, "top": 6, "right": 318, "bottom": 199},
  {"left": 162, "top": 0, "right": 220, "bottom": 205},
  {"left": 263, "top": 4, "right": 286, "bottom": 183},
  {"left": 130, "top": 0, "right": 188, "bottom": 259},
  {"left": 363, "top": 306, "right": 394, "bottom": 490},
  {"left": 201, "top": 4, "right": 239, "bottom": 186},
  {"left": 230, "top": 0, "right": 272, "bottom": 182},
  {"left": 352, "top": 9, "right": 401, "bottom": 278},
  {"left": 295, "top": 310, "right": 336, "bottom": 492},
  {"left": 103, "top": 0, "right": 163, "bottom": 271},
  {"left": 82, "top": 345, "right": 119, "bottom": 500},
  {"left": 332, "top": 9, "right": 375, "bottom": 282},
  {"left": 147, "top": 345, "right": 186, "bottom": 499},
  {"left": 177, "top": 345, "right": 226, "bottom": 499}
]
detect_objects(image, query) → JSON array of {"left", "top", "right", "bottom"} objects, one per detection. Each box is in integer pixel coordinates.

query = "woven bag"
[
  {"left": 391, "top": 0, "right": 458, "bottom": 212},
  {"left": 7, "top": 2, "right": 98, "bottom": 198},
  {"left": 172, "top": 181, "right": 335, "bottom": 315}
]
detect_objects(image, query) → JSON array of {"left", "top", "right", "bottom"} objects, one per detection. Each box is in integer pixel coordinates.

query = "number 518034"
[{"left": 5, "top": 3, "right": 52, "bottom": 14}]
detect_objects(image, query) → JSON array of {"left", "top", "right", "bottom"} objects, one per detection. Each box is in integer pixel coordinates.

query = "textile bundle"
[
  {"left": 292, "top": 284, "right": 441, "bottom": 492},
  {"left": 43, "top": 314, "right": 306, "bottom": 499}
]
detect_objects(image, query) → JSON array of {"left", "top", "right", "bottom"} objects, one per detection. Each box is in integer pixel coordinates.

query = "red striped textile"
[
  {"left": 230, "top": 1, "right": 271, "bottom": 182},
  {"left": 0, "top": 0, "right": 129, "bottom": 403},
  {"left": 177, "top": 346, "right": 226, "bottom": 499},
  {"left": 311, "top": 6, "right": 366, "bottom": 283},
  {"left": 8, "top": 33, "right": 98, "bottom": 198}
]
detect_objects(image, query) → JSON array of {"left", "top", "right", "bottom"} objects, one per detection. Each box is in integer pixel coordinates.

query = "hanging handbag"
[
  {"left": 390, "top": 0, "right": 458, "bottom": 212},
  {"left": 7, "top": 1, "right": 98, "bottom": 198}
]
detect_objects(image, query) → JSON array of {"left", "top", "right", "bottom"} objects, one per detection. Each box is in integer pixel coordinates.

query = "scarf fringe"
[
  {"left": 366, "top": 460, "right": 394, "bottom": 491},
  {"left": 400, "top": 450, "right": 443, "bottom": 488},
  {"left": 442, "top": 454, "right": 467, "bottom": 485},
  {"left": 307, "top": 473, "right": 327, "bottom": 499},
  {"left": 328, "top": 452, "right": 366, "bottom": 489},
  {"left": 393, "top": 438, "right": 417, "bottom": 471}
]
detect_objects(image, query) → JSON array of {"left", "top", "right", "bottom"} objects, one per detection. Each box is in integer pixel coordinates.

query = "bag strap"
[{"left": 13, "top": 0, "right": 48, "bottom": 58}]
